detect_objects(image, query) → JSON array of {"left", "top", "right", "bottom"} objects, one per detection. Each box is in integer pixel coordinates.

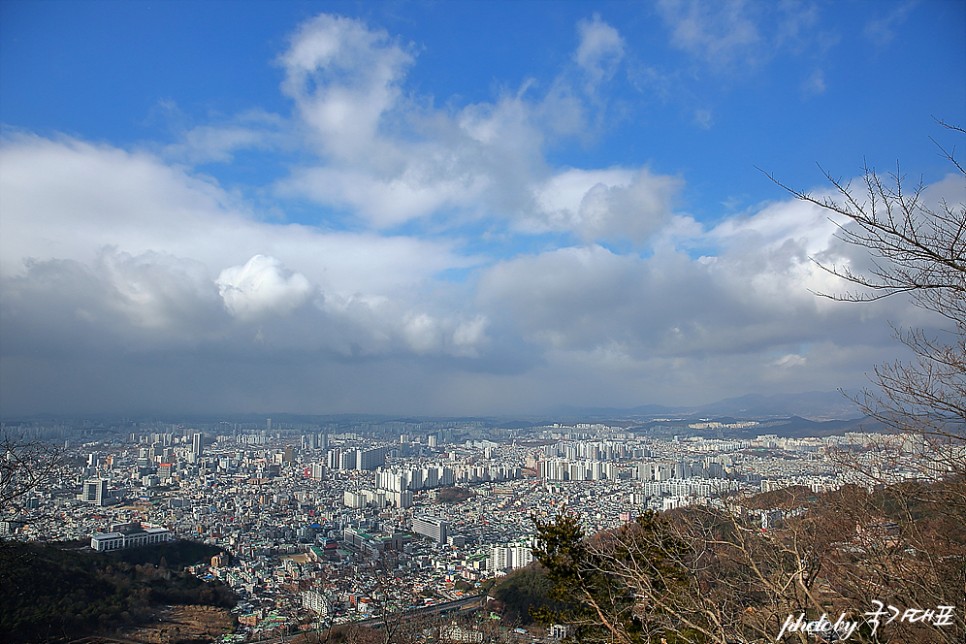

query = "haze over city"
[{"left": 1, "top": 0, "right": 964, "bottom": 417}]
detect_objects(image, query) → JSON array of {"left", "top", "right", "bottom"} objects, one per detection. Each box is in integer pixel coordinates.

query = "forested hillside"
[{"left": 0, "top": 539, "right": 236, "bottom": 642}]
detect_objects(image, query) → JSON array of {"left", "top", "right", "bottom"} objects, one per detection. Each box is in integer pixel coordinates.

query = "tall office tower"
[
  {"left": 191, "top": 432, "right": 203, "bottom": 457},
  {"left": 82, "top": 480, "right": 96, "bottom": 504},
  {"left": 83, "top": 478, "right": 109, "bottom": 506}
]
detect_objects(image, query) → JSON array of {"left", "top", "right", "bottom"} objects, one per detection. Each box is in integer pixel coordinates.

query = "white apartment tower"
[{"left": 412, "top": 516, "right": 448, "bottom": 543}]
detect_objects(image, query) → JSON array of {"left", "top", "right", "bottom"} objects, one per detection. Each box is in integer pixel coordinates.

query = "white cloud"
[
  {"left": 774, "top": 354, "right": 807, "bottom": 368},
  {"left": 802, "top": 68, "right": 826, "bottom": 96},
  {"left": 657, "top": 0, "right": 836, "bottom": 77},
  {"left": 279, "top": 13, "right": 414, "bottom": 161},
  {"left": 274, "top": 14, "right": 537, "bottom": 228},
  {"left": 401, "top": 312, "right": 441, "bottom": 354},
  {"left": 451, "top": 316, "right": 489, "bottom": 357},
  {"left": 97, "top": 249, "right": 221, "bottom": 332},
  {"left": 270, "top": 11, "right": 670, "bottom": 237},
  {"left": 0, "top": 134, "right": 470, "bottom": 297},
  {"left": 693, "top": 108, "right": 714, "bottom": 129},
  {"left": 0, "top": 134, "right": 234, "bottom": 273},
  {"left": 574, "top": 14, "right": 626, "bottom": 86},
  {"left": 163, "top": 111, "right": 288, "bottom": 164},
  {"left": 0, "top": 133, "right": 495, "bottom": 371},
  {"left": 277, "top": 162, "right": 490, "bottom": 229},
  {"left": 657, "top": 0, "right": 761, "bottom": 68},
  {"left": 477, "top": 184, "right": 922, "bottom": 371},
  {"left": 216, "top": 255, "right": 313, "bottom": 320},
  {"left": 864, "top": 0, "right": 917, "bottom": 47},
  {"left": 530, "top": 167, "right": 683, "bottom": 242}
]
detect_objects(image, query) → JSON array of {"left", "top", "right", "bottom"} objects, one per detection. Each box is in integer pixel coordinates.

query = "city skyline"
[{"left": 1, "top": 0, "right": 964, "bottom": 417}]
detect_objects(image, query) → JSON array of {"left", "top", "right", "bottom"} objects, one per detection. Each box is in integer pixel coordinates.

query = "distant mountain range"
[{"left": 555, "top": 390, "right": 864, "bottom": 422}]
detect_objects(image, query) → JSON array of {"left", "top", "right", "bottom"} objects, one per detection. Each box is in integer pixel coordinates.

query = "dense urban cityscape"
[{"left": 1, "top": 412, "right": 951, "bottom": 642}]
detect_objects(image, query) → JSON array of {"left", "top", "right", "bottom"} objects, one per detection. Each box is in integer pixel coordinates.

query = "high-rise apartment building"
[{"left": 355, "top": 446, "right": 389, "bottom": 471}]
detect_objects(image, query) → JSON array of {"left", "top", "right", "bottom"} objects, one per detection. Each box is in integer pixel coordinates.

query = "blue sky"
[{"left": 1, "top": 0, "right": 964, "bottom": 416}]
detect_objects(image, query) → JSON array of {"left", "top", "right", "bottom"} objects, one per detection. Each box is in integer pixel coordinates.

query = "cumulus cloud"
[
  {"left": 451, "top": 316, "right": 489, "bottom": 357},
  {"left": 0, "top": 132, "right": 493, "bottom": 375},
  {"left": 271, "top": 11, "right": 663, "bottom": 238},
  {"left": 477, "top": 191, "right": 915, "bottom": 369},
  {"left": 216, "top": 255, "right": 314, "bottom": 320},
  {"left": 279, "top": 13, "right": 414, "bottom": 161},
  {"left": 530, "top": 167, "right": 683, "bottom": 242},
  {"left": 325, "top": 296, "right": 489, "bottom": 359},
  {"left": 277, "top": 163, "right": 490, "bottom": 229},
  {"left": 273, "top": 13, "right": 509, "bottom": 227},
  {"left": 96, "top": 250, "right": 222, "bottom": 332},
  {"left": 0, "top": 134, "right": 471, "bottom": 296},
  {"left": 0, "top": 134, "right": 235, "bottom": 274}
]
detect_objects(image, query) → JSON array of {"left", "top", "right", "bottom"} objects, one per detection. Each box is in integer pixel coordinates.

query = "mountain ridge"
[{"left": 553, "top": 390, "right": 862, "bottom": 421}]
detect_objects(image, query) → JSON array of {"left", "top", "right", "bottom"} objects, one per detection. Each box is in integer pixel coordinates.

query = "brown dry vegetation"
[
  {"left": 532, "top": 478, "right": 965, "bottom": 643},
  {"left": 121, "top": 605, "right": 234, "bottom": 644}
]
